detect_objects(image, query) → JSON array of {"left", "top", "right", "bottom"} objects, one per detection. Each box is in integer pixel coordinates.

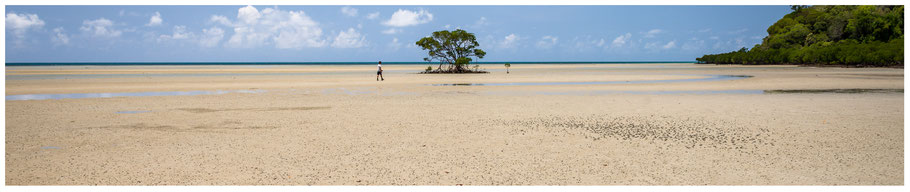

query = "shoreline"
[
  {"left": 5, "top": 63, "right": 901, "bottom": 95},
  {"left": 697, "top": 63, "right": 905, "bottom": 69},
  {"left": 5, "top": 61, "right": 698, "bottom": 66}
]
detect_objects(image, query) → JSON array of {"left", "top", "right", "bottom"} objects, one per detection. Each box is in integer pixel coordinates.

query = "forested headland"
[{"left": 696, "top": 5, "right": 903, "bottom": 67}]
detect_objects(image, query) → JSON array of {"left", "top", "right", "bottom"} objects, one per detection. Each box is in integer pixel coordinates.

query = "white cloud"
[
  {"left": 170, "top": 26, "right": 192, "bottom": 39},
  {"left": 158, "top": 25, "right": 194, "bottom": 42},
  {"left": 227, "top": 26, "right": 268, "bottom": 48},
  {"left": 341, "top": 6, "right": 358, "bottom": 17},
  {"left": 388, "top": 37, "right": 402, "bottom": 50},
  {"left": 51, "top": 27, "right": 70, "bottom": 45},
  {"left": 662, "top": 40, "right": 677, "bottom": 49},
  {"left": 366, "top": 12, "right": 380, "bottom": 20},
  {"left": 472, "top": 17, "right": 488, "bottom": 28},
  {"left": 146, "top": 12, "right": 162, "bottom": 26},
  {"left": 563, "top": 36, "right": 604, "bottom": 50},
  {"left": 272, "top": 10, "right": 326, "bottom": 49},
  {"left": 237, "top": 5, "right": 261, "bottom": 24},
  {"left": 381, "top": 28, "right": 401, "bottom": 34},
  {"left": 612, "top": 33, "right": 632, "bottom": 47},
  {"left": 645, "top": 40, "right": 677, "bottom": 50},
  {"left": 444, "top": 24, "right": 451, "bottom": 29},
  {"left": 213, "top": 5, "right": 327, "bottom": 49},
  {"left": 118, "top": 10, "right": 140, "bottom": 17},
  {"left": 80, "top": 18, "right": 122, "bottom": 37},
  {"left": 644, "top": 42, "right": 658, "bottom": 49},
  {"left": 331, "top": 28, "right": 367, "bottom": 48},
  {"left": 499, "top": 33, "right": 520, "bottom": 49},
  {"left": 644, "top": 29, "right": 662, "bottom": 38},
  {"left": 698, "top": 28, "right": 711, "bottom": 33},
  {"left": 382, "top": 9, "right": 433, "bottom": 27},
  {"left": 199, "top": 27, "right": 225, "bottom": 47},
  {"left": 6, "top": 13, "right": 45, "bottom": 40},
  {"left": 210, "top": 15, "right": 232, "bottom": 26},
  {"left": 709, "top": 36, "right": 720, "bottom": 40},
  {"left": 536, "top": 35, "right": 558, "bottom": 49}
]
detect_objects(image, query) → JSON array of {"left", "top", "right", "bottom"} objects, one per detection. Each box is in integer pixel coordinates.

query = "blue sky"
[{"left": 5, "top": 5, "right": 792, "bottom": 62}]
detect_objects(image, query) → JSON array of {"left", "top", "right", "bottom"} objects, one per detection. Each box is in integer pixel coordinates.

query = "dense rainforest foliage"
[{"left": 696, "top": 5, "right": 904, "bottom": 67}]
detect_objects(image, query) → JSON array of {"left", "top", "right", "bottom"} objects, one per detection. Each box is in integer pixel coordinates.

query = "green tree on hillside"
[{"left": 697, "top": 5, "right": 903, "bottom": 67}]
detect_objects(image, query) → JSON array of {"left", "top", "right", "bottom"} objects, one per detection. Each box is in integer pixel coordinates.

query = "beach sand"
[{"left": 4, "top": 63, "right": 904, "bottom": 185}]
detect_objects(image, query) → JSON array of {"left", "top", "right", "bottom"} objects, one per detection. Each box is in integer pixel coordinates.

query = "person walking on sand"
[{"left": 376, "top": 61, "right": 384, "bottom": 81}]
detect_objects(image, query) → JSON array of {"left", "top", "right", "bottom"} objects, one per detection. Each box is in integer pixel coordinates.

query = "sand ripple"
[{"left": 505, "top": 115, "right": 774, "bottom": 150}]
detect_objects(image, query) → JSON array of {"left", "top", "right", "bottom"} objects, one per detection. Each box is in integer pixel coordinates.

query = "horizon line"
[{"left": 6, "top": 61, "right": 697, "bottom": 66}]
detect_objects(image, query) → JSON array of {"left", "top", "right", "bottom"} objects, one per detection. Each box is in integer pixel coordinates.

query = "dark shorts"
[{"left": 377, "top": 71, "right": 382, "bottom": 75}]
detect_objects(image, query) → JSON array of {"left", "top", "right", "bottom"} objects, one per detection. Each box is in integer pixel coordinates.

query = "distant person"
[{"left": 376, "top": 61, "right": 384, "bottom": 81}]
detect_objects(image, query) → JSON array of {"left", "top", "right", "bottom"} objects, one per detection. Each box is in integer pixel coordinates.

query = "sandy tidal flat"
[{"left": 4, "top": 63, "right": 904, "bottom": 185}]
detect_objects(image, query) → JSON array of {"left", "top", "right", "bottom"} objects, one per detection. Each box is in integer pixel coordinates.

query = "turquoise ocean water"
[{"left": 5, "top": 61, "right": 694, "bottom": 66}]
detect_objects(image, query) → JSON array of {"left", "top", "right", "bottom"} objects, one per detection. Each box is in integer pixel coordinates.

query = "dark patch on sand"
[
  {"left": 764, "top": 89, "right": 902, "bottom": 94},
  {"left": 817, "top": 74, "right": 904, "bottom": 79},
  {"left": 86, "top": 122, "right": 278, "bottom": 132},
  {"left": 176, "top": 106, "right": 331, "bottom": 113},
  {"left": 431, "top": 83, "right": 485, "bottom": 86}
]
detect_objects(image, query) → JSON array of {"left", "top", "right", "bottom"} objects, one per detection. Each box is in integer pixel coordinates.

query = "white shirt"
[{"left": 378, "top": 64, "right": 382, "bottom": 70}]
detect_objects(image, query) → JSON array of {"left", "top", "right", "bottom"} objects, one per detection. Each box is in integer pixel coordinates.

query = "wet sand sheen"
[
  {"left": 5, "top": 89, "right": 266, "bottom": 101},
  {"left": 8, "top": 88, "right": 903, "bottom": 101},
  {"left": 429, "top": 74, "right": 752, "bottom": 86}
]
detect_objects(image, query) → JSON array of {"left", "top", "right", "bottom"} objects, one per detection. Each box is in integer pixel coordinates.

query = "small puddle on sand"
[
  {"left": 6, "top": 89, "right": 266, "bottom": 101},
  {"left": 116, "top": 110, "right": 153, "bottom": 114},
  {"left": 764, "top": 89, "right": 903, "bottom": 94},
  {"left": 482, "top": 90, "right": 765, "bottom": 96},
  {"left": 549, "top": 90, "right": 764, "bottom": 95},
  {"left": 320, "top": 87, "right": 417, "bottom": 96},
  {"left": 483, "top": 89, "right": 903, "bottom": 96},
  {"left": 429, "top": 75, "right": 752, "bottom": 86}
]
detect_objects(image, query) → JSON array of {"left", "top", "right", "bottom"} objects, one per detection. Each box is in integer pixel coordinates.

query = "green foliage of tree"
[
  {"left": 767, "top": 17, "right": 798, "bottom": 35},
  {"left": 416, "top": 29, "right": 488, "bottom": 73},
  {"left": 698, "top": 5, "right": 904, "bottom": 67}
]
